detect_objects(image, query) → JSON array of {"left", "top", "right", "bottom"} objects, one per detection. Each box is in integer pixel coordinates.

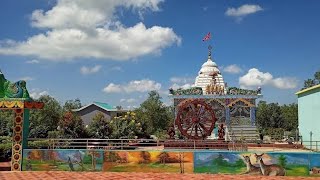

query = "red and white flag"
[{"left": 202, "top": 32, "right": 211, "bottom": 41}]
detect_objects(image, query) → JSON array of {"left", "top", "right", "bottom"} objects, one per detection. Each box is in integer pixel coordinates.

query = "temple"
[
  {"left": 194, "top": 46, "right": 226, "bottom": 95},
  {"left": 169, "top": 45, "right": 262, "bottom": 141}
]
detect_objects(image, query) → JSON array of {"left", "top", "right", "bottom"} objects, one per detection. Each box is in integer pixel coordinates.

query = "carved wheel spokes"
[{"left": 175, "top": 99, "right": 216, "bottom": 139}]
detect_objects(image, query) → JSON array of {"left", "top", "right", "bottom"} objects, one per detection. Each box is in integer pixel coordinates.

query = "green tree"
[
  {"left": 281, "top": 103, "right": 298, "bottom": 131},
  {"left": 256, "top": 101, "right": 270, "bottom": 128},
  {"left": 109, "top": 111, "right": 142, "bottom": 139},
  {"left": 303, "top": 78, "right": 315, "bottom": 89},
  {"left": 63, "top": 99, "right": 82, "bottom": 112},
  {"left": 314, "top": 71, "right": 320, "bottom": 84},
  {"left": 0, "top": 110, "right": 13, "bottom": 136},
  {"left": 58, "top": 111, "right": 86, "bottom": 138},
  {"left": 134, "top": 91, "right": 173, "bottom": 136},
  {"left": 278, "top": 154, "right": 287, "bottom": 168},
  {"left": 29, "top": 95, "right": 62, "bottom": 138},
  {"left": 87, "top": 112, "right": 112, "bottom": 138},
  {"left": 268, "top": 103, "right": 283, "bottom": 129}
]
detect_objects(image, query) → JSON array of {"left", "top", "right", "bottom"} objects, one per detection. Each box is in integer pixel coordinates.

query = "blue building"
[{"left": 296, "top": 84, "right": 320, "bottom": 149}]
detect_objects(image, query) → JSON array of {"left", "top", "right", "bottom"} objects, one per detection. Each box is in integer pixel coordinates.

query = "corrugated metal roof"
[
  {"left": 93, "top": 101, "right": 115, "bottom": 110},
  {"left": 72, "top": 101, "right": 118, "bottom": 112}
]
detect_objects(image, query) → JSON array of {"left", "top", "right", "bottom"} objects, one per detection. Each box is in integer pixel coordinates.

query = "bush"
[
  {"left": 28, "top": 140, "right": 50, "bottom": 149},
  {"left": 0, "top": 143, "right": 12, "bottom": 162}
]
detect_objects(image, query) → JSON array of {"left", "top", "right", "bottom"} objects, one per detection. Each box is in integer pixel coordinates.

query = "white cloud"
[
  {"left": 103, "top": 79, "right": 161, "bottom": 93},
  {"left": 272, "top": 77, "right": 299, "bottom": 89},
  {"left": 225, "top": 4, "right": 263, "bottom": 21},
  {"left": 80, "top": 65, "right": 101, "bottom": 75},
  {"left": 171, "top": 83, "right": 193, "bottom": 90},
  {"left": 223, "top": 64, "right": 242, "bottom": 74},
  {"left": 26, "top": 59, "right": 39, "bottom": 64},
  {"left": 120, "top": 98, "right": 136, "bottom": 103},
  {"left": 170, "top": 76, "right": 194, "bottom": 84},
  {"left": 29, "top": 89, "right": 48, "bottom": 99},
  {"left": 103, "top": 83, "right": 122, "bottom": 93},
  {"left": 239, "top": 68, "right": 298, "bottom": 89},
  {"left": 170, "top": 76, "right": 194, "bottom": 90},
  {"left": 126, "top": 98, "right": 136, "bottom": 103},
  {"left": 20, "top": 76, "right": 34, "bottom": 81},
  {"left": 0, "top": 0, "right": 181, "bottom": 61}
]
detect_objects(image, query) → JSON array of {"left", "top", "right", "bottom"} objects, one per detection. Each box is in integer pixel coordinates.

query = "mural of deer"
[
  {"left": 242, "top": 155, "right": 262, "bottom": 175},
  {"left": 254, "top": 153, "right": 285, "bottom": 176}
]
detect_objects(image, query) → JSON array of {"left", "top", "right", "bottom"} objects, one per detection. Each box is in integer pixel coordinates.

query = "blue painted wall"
[{"left": 297, "top": 86, "right": 320, "bottom": 149}]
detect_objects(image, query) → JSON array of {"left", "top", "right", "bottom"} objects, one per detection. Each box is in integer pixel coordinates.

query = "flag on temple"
[{"left": 202, "top": 32, "right": 211, "bottom": 41}]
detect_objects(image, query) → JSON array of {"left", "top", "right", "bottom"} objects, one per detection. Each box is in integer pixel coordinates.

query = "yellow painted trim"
[
  {"left": 4, "top": 101, "right": 16, "bottom": 108},
  {"left": 295, "top": 84, "right": 320, "bottom": 95},
  {"left": 227, "top": 98, "right": 254, "bottom": 107}
]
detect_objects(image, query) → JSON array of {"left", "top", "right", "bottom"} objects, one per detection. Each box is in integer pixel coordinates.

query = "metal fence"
[
  {"left": 27, "top": 138, "right": 320, "bottom": 152},
  {"left": 28, "top": 138, "right": 162, "bottom": 150}
]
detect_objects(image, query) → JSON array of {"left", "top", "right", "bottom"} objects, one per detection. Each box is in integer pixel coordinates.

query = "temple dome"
[{"left": 195, "top": 52, "right": 226, "bottom": 95}]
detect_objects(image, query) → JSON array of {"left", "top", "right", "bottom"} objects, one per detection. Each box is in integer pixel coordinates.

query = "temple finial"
[{"left": 208, "top": 45, "right": 212, "bottom": 59}]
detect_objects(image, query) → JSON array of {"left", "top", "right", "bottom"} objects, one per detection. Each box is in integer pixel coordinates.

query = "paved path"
[{"left": 0, "top": 172, "right": 319, "bottom": 180}]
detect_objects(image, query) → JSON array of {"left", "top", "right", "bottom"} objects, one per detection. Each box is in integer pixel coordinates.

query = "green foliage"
[
  {"left": 234, "top": 158, "right": 246, "bottom": 167},
  {"left": 0, "top": 110, "right": 13, "bottom": 136},
  {"left": 48, "top": 130, "right": 61, "bottom": 138},
  {"left": 58, "top": 111, "right": 86, "bottom": 138},
  {"left": 134, "top": 91, "right": 173, "bottom": 136},
  {"left": 0, "top": 136, "right": 11, "bottom": 161},
  {"left": 29, "top": 95, "right": 62, "bottom": 138},
  {"left": 314, "top": 71, "right": 320, "bottom": 84},
  {"left": 83, "top": 153, "right": 93, "bottom": 164},
  {"left": 281, "top": 104, "right": 298, "bottom": 131},
  {"left": 28, "top": 140, "right": 50, "bottom": 149},
  {"left": 302, "top": 70, "right": 320, "bottom": 89},
  {"left": 63, "top": 99, "right": 82, "bottom": 112},
  {"left": 87, "top": 112, "right": 112, "bottom": 138},
  {"left": 256, "top": 101, "right": 298, "bottom": 136},
  {"left": 109, "top": 111, "right": 142, "bottom": 139},
  {"left": 212, "top": 154, "right": 228, "bottom": 166},
  {"left": 278, "top": 154, "right": 287, "bottom": 168}
]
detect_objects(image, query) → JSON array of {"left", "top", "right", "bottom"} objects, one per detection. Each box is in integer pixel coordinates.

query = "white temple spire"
[{"left": 195, "top": 45, "right": 226, "bottom": 95}]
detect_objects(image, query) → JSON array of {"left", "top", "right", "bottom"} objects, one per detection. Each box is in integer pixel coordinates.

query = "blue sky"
[{"left": 1, "top": 0, "right": 320, "bottom": 108}]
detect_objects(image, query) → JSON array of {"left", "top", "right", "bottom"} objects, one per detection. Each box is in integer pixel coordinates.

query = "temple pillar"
[
  {"left": 11, "top": 109, "right": 24, "bottom": 171},
  {"left": 250, "top": 107, "right": 256, "bottom": 126},
  {"left": 225, "top": 107, "right": 230, "bottom": 126}
]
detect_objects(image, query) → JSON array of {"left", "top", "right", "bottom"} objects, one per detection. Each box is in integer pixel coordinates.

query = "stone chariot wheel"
[{"left": 175, "top": 99, "right": 217, "bottom": 139}]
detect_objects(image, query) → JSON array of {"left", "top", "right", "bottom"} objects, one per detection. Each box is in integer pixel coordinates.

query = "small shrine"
[{"left": 169, "top": 45, "right": 262, "bottom": 142}]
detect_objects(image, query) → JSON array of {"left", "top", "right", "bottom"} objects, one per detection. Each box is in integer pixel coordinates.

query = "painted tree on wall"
[
  {"left": 88, "top": 149, "right": 100, "bottom": 171},
  {"left": 278, "top": 154, "right": 287, "bottom": 168},
  {"left": 104, "top": 151, "right": 120, "bottom": 162},
  {"left": 158, "top": 152, "right": 170, "bottom": 165},
  {"left": 139, "top": 151, "right": 151, "bottom": 164}
]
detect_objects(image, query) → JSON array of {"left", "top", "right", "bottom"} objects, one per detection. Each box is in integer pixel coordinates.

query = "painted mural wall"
[{"left": 22, "top": 149, "right": 320, "bottom": 177}]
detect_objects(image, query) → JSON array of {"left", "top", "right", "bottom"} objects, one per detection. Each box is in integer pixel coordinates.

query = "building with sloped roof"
[{"left": 72, "top": 102, "right": 127, "bottom": 126}]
